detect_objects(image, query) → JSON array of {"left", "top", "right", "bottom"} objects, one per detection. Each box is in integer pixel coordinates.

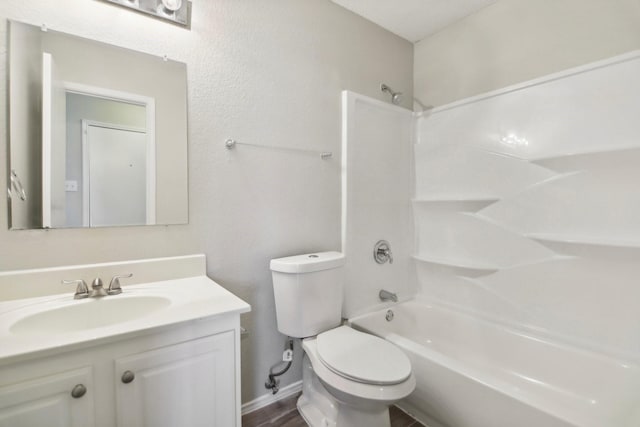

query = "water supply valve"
[{"left": 265, "top": 337, "right": 295, "bottom": 395}]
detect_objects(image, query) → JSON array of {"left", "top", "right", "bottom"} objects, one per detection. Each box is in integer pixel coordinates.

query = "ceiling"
[{"left": 331, "top": 0, "right": 498, "bottom": 43}]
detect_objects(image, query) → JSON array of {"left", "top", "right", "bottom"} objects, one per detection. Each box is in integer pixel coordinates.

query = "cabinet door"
[
  {"left": 0, "top": 367, "right": 94, "bottom": 427},
  {"left": 115, "top": 331, "right": 236, "bottom": 427}
]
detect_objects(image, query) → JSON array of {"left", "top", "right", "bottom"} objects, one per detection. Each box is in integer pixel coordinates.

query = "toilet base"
[{"left": 297, "top": 353, "right": 391, "bottom": 427}]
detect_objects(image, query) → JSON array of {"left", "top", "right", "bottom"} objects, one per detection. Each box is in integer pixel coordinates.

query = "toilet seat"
[
  {"left": 316, "top": 326, "right": 412, "bottom": 385},
  {"left": 302, "top": 330, "right": 415, "bottom": 405}
]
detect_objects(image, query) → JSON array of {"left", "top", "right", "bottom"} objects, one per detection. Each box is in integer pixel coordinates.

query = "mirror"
[{"left": 7, "top": 21, "right": 188, "bottom": 229}]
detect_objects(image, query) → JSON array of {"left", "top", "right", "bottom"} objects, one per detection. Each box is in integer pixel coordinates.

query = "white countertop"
[{"left": 0, "top": 276, "right": 250, "bottom": 363}]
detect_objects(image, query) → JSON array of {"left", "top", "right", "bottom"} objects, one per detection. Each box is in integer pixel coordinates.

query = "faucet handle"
[
  {"left": 374, "top": 240, "right": 393, "bottom": 264},
  {"left": 108, "top": 273, "right": 133, "bottom": 295},
  {"left": 63, "top": 279, "right": 89, "bottom": 299}
]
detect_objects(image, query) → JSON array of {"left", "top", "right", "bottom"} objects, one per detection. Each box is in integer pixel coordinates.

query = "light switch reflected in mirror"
[{"left": 7, "top": 20, "right": 188, "bottom": 229}]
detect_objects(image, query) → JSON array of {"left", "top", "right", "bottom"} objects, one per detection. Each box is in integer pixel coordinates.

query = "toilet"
[{"left": 270, "top": 251, "right": 415, "bottom": 427}]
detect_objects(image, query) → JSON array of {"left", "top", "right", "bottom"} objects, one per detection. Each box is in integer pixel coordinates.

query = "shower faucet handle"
[{"left": 374, "top": 240, "right": 393, "bottom": 264}]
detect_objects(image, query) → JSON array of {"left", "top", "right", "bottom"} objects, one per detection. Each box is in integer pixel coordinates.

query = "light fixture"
[
  {"left": 99, "top": 0, "right": 191, "bottom": 28},
  {"left": 161, "top": 0, "right": 182, "bottom": 12}
]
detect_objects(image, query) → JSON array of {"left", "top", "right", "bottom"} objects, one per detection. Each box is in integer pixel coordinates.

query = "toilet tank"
[{"left": 270, "top": 251, "right": 345, "bottom": 338}]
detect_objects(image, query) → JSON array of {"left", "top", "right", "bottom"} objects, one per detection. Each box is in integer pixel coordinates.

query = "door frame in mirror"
[{"left": 63, "top": 82, "right": 156, "bottom": 227}]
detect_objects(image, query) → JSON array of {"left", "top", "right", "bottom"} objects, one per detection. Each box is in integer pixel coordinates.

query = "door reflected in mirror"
[{"left": 8, "top": 20, "right": 188, "bottom": 229}]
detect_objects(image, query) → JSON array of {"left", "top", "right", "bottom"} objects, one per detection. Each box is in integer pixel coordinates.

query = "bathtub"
[{"left": 349, "top": 300, "right": 640, "bottom": 427}]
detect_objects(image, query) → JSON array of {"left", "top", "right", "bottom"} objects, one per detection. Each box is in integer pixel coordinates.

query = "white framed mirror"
[{"left": 7, "top": 20, "right": 188, "bottom": 229}]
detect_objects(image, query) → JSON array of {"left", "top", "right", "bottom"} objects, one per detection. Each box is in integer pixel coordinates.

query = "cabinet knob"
[
  {"left": 121, "top": 370, "right": 135, "bottom": 384},
  {"left": 71, "top": 384, "right": 87, "bottom": 398}
]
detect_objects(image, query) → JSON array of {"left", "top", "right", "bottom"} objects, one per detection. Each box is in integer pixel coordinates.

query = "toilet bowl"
[
  {"left": 298, "top": 327, "right": 415, "bottom": 427},
  {"left": 270, "top": 252, "right": 415, "bottom": 427}
]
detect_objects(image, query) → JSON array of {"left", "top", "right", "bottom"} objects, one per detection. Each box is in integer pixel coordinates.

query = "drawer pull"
[
  {"left": 121, "top": 370, "right": 135, "bottom": 384},
  {"left": 71, "top": 384, "right": 87, "bottom": 398}
]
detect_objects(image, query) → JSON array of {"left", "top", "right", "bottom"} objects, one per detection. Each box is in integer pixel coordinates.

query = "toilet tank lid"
[{"left": 270, "top": 251, "right": 345, "bottom": 273}]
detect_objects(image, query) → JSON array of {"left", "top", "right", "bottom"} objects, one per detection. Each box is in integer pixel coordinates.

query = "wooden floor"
[{"left": 242, "top": 392, "right": 425, "bottom": 427}]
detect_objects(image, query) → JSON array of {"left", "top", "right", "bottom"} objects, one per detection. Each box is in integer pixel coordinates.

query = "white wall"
[
  {"left": 414, "top": 0, "right": 640, "bottom": 108},
  {"left": 0, "top": 0, "right": 413, "bottom": 403},
  {"left": 341, "top": 92, "right": 415, "bottom": 318}
]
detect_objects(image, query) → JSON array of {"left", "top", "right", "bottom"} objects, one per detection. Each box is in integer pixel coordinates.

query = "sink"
[
  {"left": 10, "top": 295, "right": 171, "bottom": 335},
  {"left": 0, "top": 273, "right": 250, "bottom": 361}
]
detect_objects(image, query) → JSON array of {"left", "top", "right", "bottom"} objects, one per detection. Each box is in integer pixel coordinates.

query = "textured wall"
[
  {"left": 0, "top": 0, "right": 413, "bottom": 403},
  {"left": 414, "top": 0, "right": 640, "bottom": 108}
]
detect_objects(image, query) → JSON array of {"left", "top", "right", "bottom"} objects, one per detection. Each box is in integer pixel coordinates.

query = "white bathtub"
[{"left": 349, "top": 300, "right": 640, "bottom": 427}]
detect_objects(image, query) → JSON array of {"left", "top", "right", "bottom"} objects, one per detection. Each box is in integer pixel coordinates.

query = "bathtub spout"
[{"left": 379, "top": 289, "right": 397, "bottom": 302}]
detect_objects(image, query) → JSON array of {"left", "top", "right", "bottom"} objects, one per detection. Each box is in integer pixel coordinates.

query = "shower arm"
[{"left": 380, "top": 83, "right": 402, "bottom": 105}]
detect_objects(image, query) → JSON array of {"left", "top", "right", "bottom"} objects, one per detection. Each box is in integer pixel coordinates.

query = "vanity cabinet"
[
  {"left": 0, "top": 317, "right": 242, "bottom": 427},
  {"left": 115, "top": 332, "right": 235, "bottom": 427},
  {"left": 0, "top": 367, "right": 95, "bottom": 427},
  {"left": 0, "top": 259, "right": 250, "bottom": 427}
]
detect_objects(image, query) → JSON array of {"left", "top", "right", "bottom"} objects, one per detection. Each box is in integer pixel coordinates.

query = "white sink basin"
[
  {"left": 10, "top": 295, "right": 171, "bottom": 335},
  {"left": 0, "top": 276, "right": 251, "bottom": 361}
]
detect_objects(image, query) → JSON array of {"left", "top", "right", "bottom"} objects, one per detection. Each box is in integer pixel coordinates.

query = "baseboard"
[
  {"left": 396, "top": 400, "right": 441, "bottom": 427},
  {"left": 241, "top": 380, "right": 303, "bottom": 415}
]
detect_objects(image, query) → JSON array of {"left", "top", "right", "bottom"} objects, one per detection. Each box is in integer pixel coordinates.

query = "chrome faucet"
[
  {"left": 379, "top": 289, "right": 398, "bottom": 302},
  {"left": 63, "top": 274, "right": 132, "bottom": 299},
  {"left": 107, "top": 273, "right": 133, "bottom": 295},
  {"left": 374, "top": 240, "right": 393, "bottom": 264},
  {"left": 89, "top": 278, "right": 108, "bottom": 298},
  {"left": 63, "top": 279, "right": 90, "bottom": 299}
]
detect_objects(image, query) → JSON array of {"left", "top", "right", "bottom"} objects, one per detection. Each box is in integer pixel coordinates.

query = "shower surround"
[
  {"left": 342, "top": 50, "right": 640, "bottom": 427},
  {"left": 409, "top": 51, "right": 640, "bottom": 426},
  {"left": 414, "top": 51, "right": 640, "bottom": 360}
]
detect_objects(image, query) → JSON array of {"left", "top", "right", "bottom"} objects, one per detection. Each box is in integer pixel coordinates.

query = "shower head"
[{"left": 381, "top": 83, "right": 403, "bottom": 105}]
